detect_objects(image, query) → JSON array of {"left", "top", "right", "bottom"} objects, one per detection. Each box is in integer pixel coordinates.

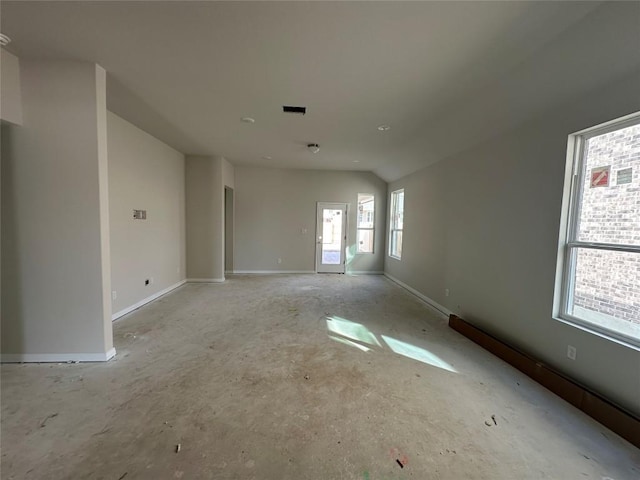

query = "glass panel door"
[{"left": 316, "top": 203, "right": 347, "bottom": 273}]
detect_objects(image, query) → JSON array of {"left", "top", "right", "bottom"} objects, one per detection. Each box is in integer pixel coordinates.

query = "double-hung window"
[
  {"left": 357, "top": 194, "right": 375, "bottom": 253},
  {"left": 556, "top": 114, "right": 640, "bottom": 346},
  {"left": 389, "top": 189, "right": 404, "bottom": 259}
]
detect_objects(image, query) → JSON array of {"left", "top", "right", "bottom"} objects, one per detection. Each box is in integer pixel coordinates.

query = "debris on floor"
[
  {"left": 441, "top": 449, "right": 458, "bottom": 455},
  {"left": 304, "top": 374, "right": 310, "bottom": 380},
  {"left": 117, "top": 473, "right": 128, "bottom": 480},
  {"left": 390, "top": 448, "right": 409, "bottom": 468},
  {"left": 40, "top": 413, "right": 58, "bottom": 428},
  {"left": 175, "top": 444, "right": 181, "bottom": 453},
  {"left": 485, "top": 421, "right": 492, "bottom": 427},
  {"left": 91, "top": 427, "right": 111, "bottom": 437},
  {"left": 491, "top": 414, "right": 497, "bottom": 425}
]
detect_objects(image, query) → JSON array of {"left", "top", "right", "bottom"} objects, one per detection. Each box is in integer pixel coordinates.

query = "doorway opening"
[{"left": 224, "top": 186, "right": 234, "bottom": 274}]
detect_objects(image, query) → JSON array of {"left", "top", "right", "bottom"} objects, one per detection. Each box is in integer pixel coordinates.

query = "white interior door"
[{"left": 316, "top": 203, "right": 347, "bottom": 273}]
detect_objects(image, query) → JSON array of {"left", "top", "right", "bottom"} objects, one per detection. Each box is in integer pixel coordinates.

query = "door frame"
[{"left": 315, "top": 202, "right": 348, "bottom": 274}]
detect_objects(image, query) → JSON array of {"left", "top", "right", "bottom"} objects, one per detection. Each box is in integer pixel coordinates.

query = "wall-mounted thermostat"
[{"left": 133, "top": 209, "right": 147, "bottom": 220}]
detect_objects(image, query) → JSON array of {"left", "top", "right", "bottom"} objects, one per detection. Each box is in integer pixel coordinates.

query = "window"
[
  {"left": 556, "top": 114, "right": 640, "bottom": 346},
  {"left": 357, "top": 194, "right": 375, "bottom": 253},
  {"left": 389, "top": 189, "right": 404, "bottom": 259}
]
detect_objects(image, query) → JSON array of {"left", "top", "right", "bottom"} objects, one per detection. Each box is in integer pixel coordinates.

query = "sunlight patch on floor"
[
  {"left": 326, "top": 316, "right": 381, "bottom": 347},
  {"left": 325, "top": 316, "right": 456, "bottom": 374},
  {"left": 329, "top": 335, "right": 372, "bottom": 352},
  {"left": 381, "top": 335, "right": 457, "bottom": 373}
]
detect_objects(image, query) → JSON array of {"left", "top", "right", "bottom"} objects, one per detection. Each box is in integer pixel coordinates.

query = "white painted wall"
[
  {"left": 1, "top": 61, "right": 113, "bottom": 361},
  {"left": 222, "top": 157, "right": 235, "bottom": 190},
  {"left": 0, "top": 49, "right": 23, "bottom": 125},
  {"left": 234, "top": 167, "right": 387, "bottom": 273},
  {"left": 107, "top": 112, "right": 186, "bottom": 318},
  {"left": 185, "top": 156, "right": 226, "bottom": 281},
  {"left": 385, "top": 69, "right": 640, "bottom": 416}
]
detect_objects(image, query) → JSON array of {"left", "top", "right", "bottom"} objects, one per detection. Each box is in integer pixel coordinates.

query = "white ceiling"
[{"left": 2, "top": 1, "right": 639, "bottom": 181}]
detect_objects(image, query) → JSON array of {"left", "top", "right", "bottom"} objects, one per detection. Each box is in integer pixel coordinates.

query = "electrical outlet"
[
  {"left": 277, "top": 258, "right": 282, "bottom": 264},
  {"left": 445, "top": 288, "right": 450, "bottom": 297},
  {"left": 112, "top": 291, "right": 117, "bottom": 300},
  {"left": 567, "top": 345, "right": 577, "bottom": 360}
]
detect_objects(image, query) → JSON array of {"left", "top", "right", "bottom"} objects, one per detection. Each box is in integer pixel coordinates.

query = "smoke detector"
[
  {"left": 0, "top": 34, "right": 11, "bottom": 47},
  {"left": 307, "top": 143, "right": 320, "bottom": 154}
]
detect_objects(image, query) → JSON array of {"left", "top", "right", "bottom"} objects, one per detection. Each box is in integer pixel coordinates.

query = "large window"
[
  {"left": 357, "top": 194, "right": 375, "bottom": 253},
  {"left": 389, "top": 189, "right": 404, "bottom": 259},
  {"left": 557, "top": 114, "right": 640, "bottom": 346}
]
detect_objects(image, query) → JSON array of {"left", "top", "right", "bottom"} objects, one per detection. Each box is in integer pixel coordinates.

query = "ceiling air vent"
[{"left": 283, "top": 105, "right": 306, "bottom": 115}]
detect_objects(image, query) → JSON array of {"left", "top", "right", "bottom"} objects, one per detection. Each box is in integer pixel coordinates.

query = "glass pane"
[
  {"left": 577, "top": 123, "right": 640, "bottom": 246},
  {"left": 390, "top": 230, "right": 403, "bottom": 258},
  {"left": 322, "top": 208, "right": 342, "bottom": 264},
  {"left": 396, "top": 192, "right": 404, "bottom": 230},
  {"left": 569, "top": 247, "right": 640, "bottom": 339},
  {"left": 357, "top": 194, "right": 375, "bottom": 228},
  {"left": 357, "top": 229, "right": 374, "bottom": 253}
]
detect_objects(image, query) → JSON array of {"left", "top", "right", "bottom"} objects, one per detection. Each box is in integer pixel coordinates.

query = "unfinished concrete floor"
[{"left": 2, "top": 274, "right": 639, "bottom": 479}]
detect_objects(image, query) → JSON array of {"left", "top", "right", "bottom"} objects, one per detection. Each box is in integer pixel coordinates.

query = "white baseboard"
[
  {"left": 1, "top": 347, "right": 116, "bottom": 363},
  {"left": 233, "top": 270, "right": 383, "bottom": 275},
  {"left": 112, "top": 280, "right": 187, "bottom": 321},
  {"left": 187, "top": 278, "right": 226, "bottom": 283},
  {"left": 383, "top": 272, "right": 452, "bottom": 319},
  {"left": 231, "top": 270, "right": 315, "bottom": 275}
]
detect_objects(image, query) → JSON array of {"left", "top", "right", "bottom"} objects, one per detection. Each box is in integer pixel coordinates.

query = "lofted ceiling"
[{"left": 2, "top": 1, "right": 639, "bottom": 181}]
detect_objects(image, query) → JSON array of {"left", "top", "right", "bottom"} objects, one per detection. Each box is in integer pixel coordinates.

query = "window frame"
[
  {"left": 389, "top": 189, "right": 404, "bottom": 260},
  {"left": 356, "top": 193, "right": 375, "bottom": 254},
  {"left": 555, "top": 112, "right": 640, "bottom": 348}
]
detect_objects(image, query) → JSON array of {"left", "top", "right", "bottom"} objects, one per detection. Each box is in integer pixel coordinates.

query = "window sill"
[{"left": 554, "top": 314, "right": 640, "bottom": 351}]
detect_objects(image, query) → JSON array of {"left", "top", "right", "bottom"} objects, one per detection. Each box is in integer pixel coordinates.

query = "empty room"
[{"left": 1, "top": 1, "right": 639, "bottom": 479}]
